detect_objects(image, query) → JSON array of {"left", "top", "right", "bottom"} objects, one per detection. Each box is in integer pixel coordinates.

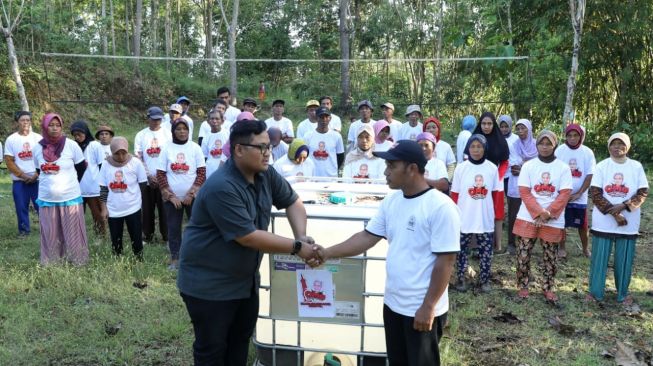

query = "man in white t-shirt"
[
  {"left": 319, "top": 96, "right": 342, "bottom": 132},
  {"left": 311, "top": 140, "right": 460, "bottom": 366},
  {"left": 304, "top": 107, "right": 345, "bottom": 177},
  {"left": 400, "top": 105, "right": 424, "bottom": 141},
  {"left": 264, "top": 99, "right": 294, "bottom": 144},
  {"left": 380, "top": 102, "right": 403, "bottom": 141},
  {"left": 347, "top": 100, "right": 374, "bottom": 152},
  {"left": 296, "top": 100, "right": 320, "bottom": 140},
  {"left": 198, "top": 99, "right": 229, "bottom": 147},
  {"left": 162, "top": 103, "right": 194, "bottom": 140},
  {"left": 216, "top": 86, "right": 241, "bottom": 123}
]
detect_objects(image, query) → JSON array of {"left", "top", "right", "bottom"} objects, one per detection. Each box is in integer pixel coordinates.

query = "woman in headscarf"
[
  {"left": 506, "top": 119, "right": 538, "bottom": 254},
  {"left": 473, "top": 112, "right": 510, "bottom": 253},
  {"left": 513, "top": 130, "right": 572, "bottom": 302},
  {"left": 343, "top": 124, "right": 384, "bottom": 180},
  {"left": 555, "top": 124, "right": 596, "bottom": 258},
  {"left": 33, "top": 113, "right": 89, "bottom": 265},
  {"left": 456, "top": 115, "right": 476, "bottom": 163},
  {"left": 423, "top": 116, "right": 456, "bottom": 179},
  {"left": 587, "top": 133, "right": 648, "bottom": 306},
  {"left": 373, "top": 120, "right": 393, "bottom": 152},
  {"left": 157, "top": 118, "right": 207, "bottom": 270},
  {"left": 416, "top": 132, "right": 449, "bottom": 192},
  {"left": 99, "top": 136, "right": 148, "bottom": 259},
  {"left": 273, "top": 138, "right": 315, "bottom": 179},
  {"left": 70, "top": 120, "right": 106, "bottom": 236},
  {"left": 451, "top": 134, "right": 504, "bottom": 292}
]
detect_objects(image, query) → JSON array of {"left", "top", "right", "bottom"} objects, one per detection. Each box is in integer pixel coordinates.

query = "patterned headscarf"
[
  {"left": 39, "top": 113, "right": 66, "bottom": 162},
  {"left": 288, "top": 138, "right": 309, "bottom": 162},
  {"left": 423, "top": 117, "right": 442, "bottom": 142},
  {"left": 564, "top": 124, "right": 584, "bottom": 150}
]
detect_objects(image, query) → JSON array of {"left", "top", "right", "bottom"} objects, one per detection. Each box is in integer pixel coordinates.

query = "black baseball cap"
[
  {"left": 243, "top": 97, "right": 258, "bottom": 106},
  {"left": 272, "top": 99, "right": 285, "bottom": 106},
  {"left": 316, "top": 107, "right": 331, "bottom": 117},
  {"left": 372, "top": 140, "right": 427, "bottom": 170}
]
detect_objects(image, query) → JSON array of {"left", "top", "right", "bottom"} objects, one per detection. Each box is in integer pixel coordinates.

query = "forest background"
[{"left": 1, "top": 0, "right": 652, "bottom": 160}]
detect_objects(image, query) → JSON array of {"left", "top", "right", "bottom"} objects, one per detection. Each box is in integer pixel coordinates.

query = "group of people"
[{"left": 1, "top": 86, "right": 649, "bottom": 365}]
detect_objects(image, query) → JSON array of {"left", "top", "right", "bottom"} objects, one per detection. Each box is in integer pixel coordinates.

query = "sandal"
[
  {"left": 517, "top": 288, "right": 529, "bottom": 299},
  {"left": 621, "top": 295, "right": 635, "bottom": 306},
  {"left": 543, "top": 291, "right": 559, "bottom": 302}
]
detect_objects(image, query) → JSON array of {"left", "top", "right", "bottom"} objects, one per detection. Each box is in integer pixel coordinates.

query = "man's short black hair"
[
  {"left": 216, "top": 86, "right": 231, "bottom": 97},
  {"left": 229, "top": 120, "right": 267, "bottom": 156},
  {"left": 319, "top": 96, "right": 333, "bottom": 104},
  {"left": 214, "top": 99, "right": 228, "bottom": 108}
]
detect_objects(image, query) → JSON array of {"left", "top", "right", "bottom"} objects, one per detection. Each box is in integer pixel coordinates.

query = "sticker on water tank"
[
  {"left": 274, "top": 261, "right": 306, "bottom": 271},
  {"left": 326, "top": 265, "right": 339, "bottom": 273},
  {"left": 334, "top": 301, "right": 360, "bottom": 319}
]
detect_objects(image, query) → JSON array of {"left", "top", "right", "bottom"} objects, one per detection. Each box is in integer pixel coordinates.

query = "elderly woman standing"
[
  {"left": 587, "top": 133, "right": 648, "bottom": 305},
  {"left": 33, "top": 113, "right": 89, "bottom": 265},
  {"left": 513, "top": 130, "right": 572, "bottom": 301}
]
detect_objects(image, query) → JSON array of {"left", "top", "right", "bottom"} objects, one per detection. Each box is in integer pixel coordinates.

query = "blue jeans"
[{"left": 12, "top": 180, "right": 39, "bottom": 234}]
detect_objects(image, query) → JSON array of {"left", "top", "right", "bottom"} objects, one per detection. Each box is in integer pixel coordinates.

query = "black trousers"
[
  {"left": 383, "top": 305, "right": 447, "bottom": 366},
  {"left": 108, "top": 210, "right": 143, "bottom": 257},
  {"left": 181, "top": 292, "right": 259, "bottom": 366},
  {"left": 141, "top": 184, "right": 168, "bottom": 241}
]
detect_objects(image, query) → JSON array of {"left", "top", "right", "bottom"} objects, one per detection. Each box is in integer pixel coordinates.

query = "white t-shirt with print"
[
  {"left": 425, "top": 158, "right": 448, "bottom": 181},
  {"left": 4, "top": 131, "right": 42, "bottom": 180},
  {"left": 452, "top": 160, "right": 502, "bottom": 233},
  {"left": 33, "top": 139, "right": 85, "bottom": 202},
  {"left": 79, "top": 140, "right": 105, "bottom": 197},
  {"left": 554, "top": 144, "right": 596, "bottom": 205},
  {"left": 158, "top": 142, "right": 206, "bottom": 198},
  {"left": 134, "top": 127, "right": 172, "bottom": 177},
  {"left": 435, "top": 140, "right": 456, "bottom": 166},
  {"left": 516, "top": 158, "right": 573, "bottom": 228},
  {"left": 328, "top": 114, "right": 342, "bottom": 132},
  {"left": 296, "top": 119, "right": 317, "bottom": 140},
  {"left": 387, "top": 119, "right": 403, "bottom": 142},
  {"left": 99, "top": 158, "right": 147, "bottom": 217},
  {"left": 99, "top": 143, "right": 112, "bottom": 162},
  {"left": 590, "top": 158, "right": 649, "bottom": 235},
  {"left": 342, "top": 156, "right": 385, "bottom": 180},
  {"left": 224, "top": 105, "right": 240, "bottom": 123},
  {"left": 201, "top": 129, "right": 229, "bottom": 178},
  {"left": 265, "top": 117, "right": 295, "bottom": 138},
  {"left": 304, "top": 130, "right": 344, "bottom": 177},
  {"left": 273, "top": 155, "right": 315, "bottom": 178},
  {"left": 366, "top": 189, "right": 461, "bottom": 317},
  {"left": 399, "top": 122, "right": 423, "bottom": 141}
]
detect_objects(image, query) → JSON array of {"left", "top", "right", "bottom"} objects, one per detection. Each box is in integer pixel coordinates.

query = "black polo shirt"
[{"left": 177, "top": 158, "right": 298, "bottom": 301}]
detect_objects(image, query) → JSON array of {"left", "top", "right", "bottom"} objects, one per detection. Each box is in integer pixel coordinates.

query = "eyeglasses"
[{"left": 239, "top": 143, "right": 272, "bottom": 154}]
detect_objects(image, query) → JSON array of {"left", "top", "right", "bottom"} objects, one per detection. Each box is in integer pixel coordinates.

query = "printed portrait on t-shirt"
[
  {"left": 109, "top": 170, "right": 128, "bottom": 192},
  {"left": 313, "top": 141, "right": 329, "bottom": 160},
  {"left": 568, "top": 158, "right": 582, "bottom": 178},
  {"left": 605, "top": 172, "right": 629, "bottom": 197},
  {"left": 17, "top": 142, "right": 33, "bottom": 160},
  {"left": 171, "top": 152, "right": 190, "bottom": 174},
  {"left": 467, "top": 174, "right": 488, "bottom": 199},
  {"left": 353, "top": 163, "right": 370, "bottom": 179},
  {"left": 40, "top": 162, "right": 60, "bottom": 174},
  {"left": 209, "top": 139, "right": 223, "bottom": 158},
  {"left": 534, "top": 171, "right": 556, "bottom": 196},
  {"left": 146, "top": 137, "right": 161, "bottom": 157}
]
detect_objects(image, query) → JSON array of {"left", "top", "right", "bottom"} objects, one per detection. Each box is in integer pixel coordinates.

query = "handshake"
[{"left": 294, "top": 235, "right": 329, "bottom": 268}]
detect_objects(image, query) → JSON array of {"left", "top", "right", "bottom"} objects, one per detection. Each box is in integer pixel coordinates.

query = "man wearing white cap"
[
  {"left": 163, "top": 103, "right": 194, "bottom": 141},
  {"left": 380, "top": 102, "right": 403, "bottom": 141},
  {"left": 296, "top": 100, "right": 321, "bottom": 140},
  {"left": 399, "top": 104, "right": 424, "bottom": 141}
]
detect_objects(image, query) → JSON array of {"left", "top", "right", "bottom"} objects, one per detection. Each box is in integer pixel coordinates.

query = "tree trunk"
[
  {"left": 133, "top": 0, "right": 143, "bottom": 59},
  {"left": 125, "top": 0, "right": 131, "bottom": 54},
  {"left": 165, "top": 0, "right": 172, "bottom": 58},
  {"left": 151, "top": 0, "right": 159, "bottom": 55},
  {"left": 3, "top": 33, "right": 29, "bottom": 111},
  {"left": 563, "top": 0, "right": 586, "bottom": 127},
  {"left": 433, "top": 0, "right": 444, "bottom": 113},
  {"left": 228, "top": 0, "right": 239, "bottom": 103},
  {"left": 101, "top": 0, "right": 108, "bottom": 55},
  {"left": 177, "top": 0, "right": 182, "bottom": 57},
  {"left": 339, "top": 0, "right": 351, "bottom": 117},
  {"left": 109, "top": 0, "right": 116, "bottom": 55}
]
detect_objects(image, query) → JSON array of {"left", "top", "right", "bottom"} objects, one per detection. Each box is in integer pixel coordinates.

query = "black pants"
[
  {"left": 181, "top": 292, "right": 259, "bottom": 366},
  {"left": 164, "top": 201, "right": 192, "bottom": 260},
  {"left": 141, "top": 184, "right": 168, "bottom": 241},
  {"left": 383, "top": 305, "right": 447, "bottom": 366},
  {"left": 108, "top": 210, "right": 143, "bottom": 257}
]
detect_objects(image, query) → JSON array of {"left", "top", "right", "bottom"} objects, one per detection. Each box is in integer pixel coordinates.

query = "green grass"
[{"left": 0, "top": 164, "right": 652, "bottom": 365}]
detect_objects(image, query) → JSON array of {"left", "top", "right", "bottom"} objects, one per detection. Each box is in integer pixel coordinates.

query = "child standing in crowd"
[
  {"left": 416, "top": 132, "right": 449, "bottom": 192},
  {"left": 457, "top": 115, "right": 476, "bottom": 163},
  {"left": 587, "top": 133, "right": 648, "bottom": 305},
  {"left": 33, "top": 113, "right": 89, "bottom": 265},
  {"left": 200, "top": 109, "right": 228, "bottom": 178},
  {"left": 555, "top": 124, "right": 596, "bottom": 258},
  {"left": 4, "top": 111, "right": 41, "bottom": 237},
  {"left": 70, "top": 120, "right": 106, "bottom": 236},
  {"left": 343, "top": 124, "right": 385, "bottom": 180},
  {"left": 157, "top": 119, "right": 206, "bottom": 270},
  {"left": 373, "top": 120, "right": 393, "bottom": 152},
  {"left": 423, "top": 116, "right": 456, "bottom": 179},
  {"left": 273, "top": 138, "right": 315, "bottom": 179},
  {"left": 513, "top": 130, "right": 572, "bottom": 302},
  {"left": 99, "top": 137, "right": 148, "bottom": 259},
  {"left": 95, "top": 125, "right": 114, "bottom": 161},
  {"left": 451, "top": 134, "right": 504, "bottom": 292}
]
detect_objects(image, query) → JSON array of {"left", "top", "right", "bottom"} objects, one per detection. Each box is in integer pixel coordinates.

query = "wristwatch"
[{"left": 290, "top": 240, "right": 303, "bottom": 255}]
